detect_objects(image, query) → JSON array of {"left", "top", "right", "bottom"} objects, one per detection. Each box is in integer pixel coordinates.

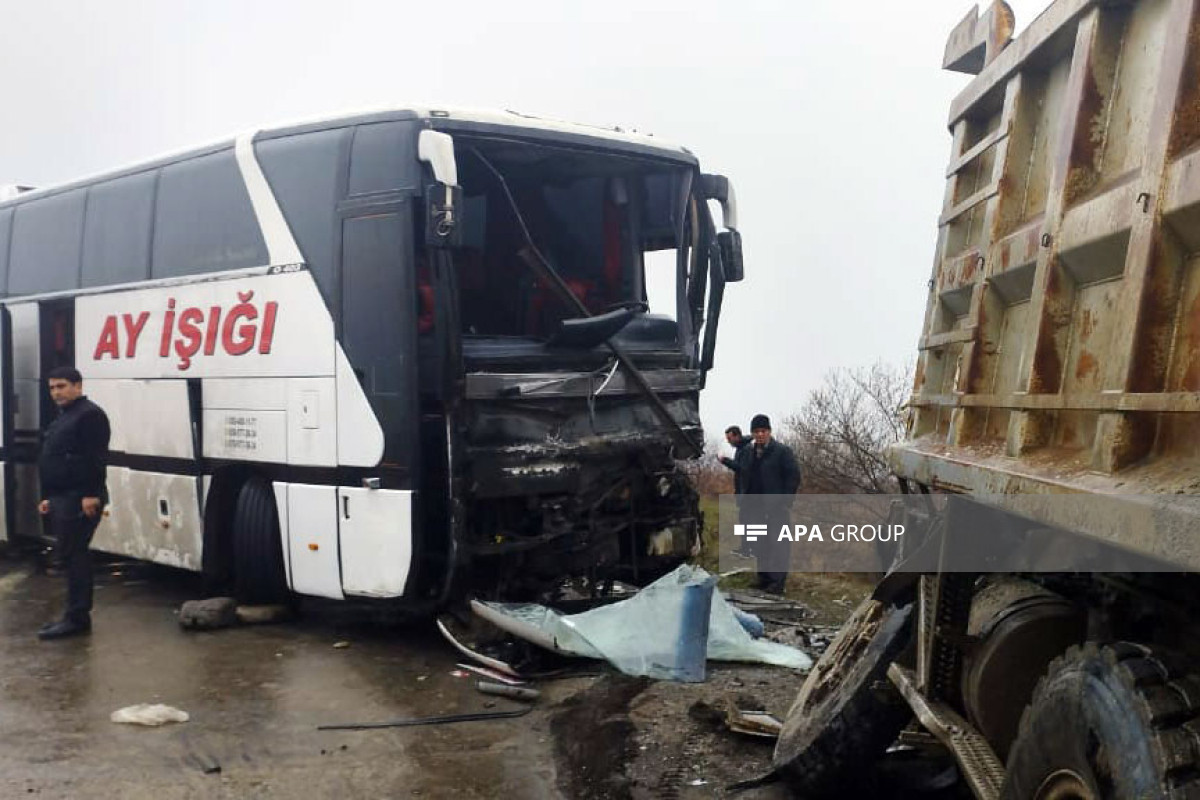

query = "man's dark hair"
[
  {"left": 725, "top": 425, "right": 743, "bottom": 437},
  {"left": 47, "top": 366, "right": 83, "bottom": 384}
]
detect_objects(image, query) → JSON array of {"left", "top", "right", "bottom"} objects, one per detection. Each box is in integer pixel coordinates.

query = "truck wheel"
[
  {"left": 1003, "top": 642, "right": 1200, "bottom": 800},
  {"left": 772, "top": 597, "right": 914, "bottom": 796},
  {"left": 232, "top": 477, "right": 289, "bottom": 604}
]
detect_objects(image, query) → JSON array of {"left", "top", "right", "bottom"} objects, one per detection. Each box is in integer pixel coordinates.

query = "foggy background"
[{"left": 0, "top": 0, "right": 1050, "bottom": 452}]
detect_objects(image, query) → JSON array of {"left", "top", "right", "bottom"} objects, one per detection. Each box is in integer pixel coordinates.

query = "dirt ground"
[{"left": 0, "top": 544, "right": 872, "bottom": 800}]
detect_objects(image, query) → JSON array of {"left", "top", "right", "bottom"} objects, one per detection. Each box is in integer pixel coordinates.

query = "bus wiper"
[{"left": 468, "top": 147, "right": 701, "bottom": 458}]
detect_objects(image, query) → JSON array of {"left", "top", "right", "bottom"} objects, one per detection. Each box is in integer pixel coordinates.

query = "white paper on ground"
[{"left": 110, "top": 704, "right": 190, "bottom": 726}]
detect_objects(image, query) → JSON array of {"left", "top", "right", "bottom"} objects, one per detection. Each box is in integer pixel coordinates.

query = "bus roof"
[{"left": 2, "top": 106, "right": 696, "bottom": 209}]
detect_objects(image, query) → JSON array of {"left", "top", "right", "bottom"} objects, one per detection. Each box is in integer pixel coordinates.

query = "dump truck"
[{"left": 774, "top": 1, "right": 1200, "bottom": 797}]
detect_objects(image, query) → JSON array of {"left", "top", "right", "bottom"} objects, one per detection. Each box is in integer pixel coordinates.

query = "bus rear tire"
[{"left": 232, "top": 476, "right": 289, "bottom": 604}]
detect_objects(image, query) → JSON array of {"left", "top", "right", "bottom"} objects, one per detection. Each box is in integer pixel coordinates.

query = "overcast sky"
[{"left": 0, "top": 0, "right": 1049, "bottom": 447}]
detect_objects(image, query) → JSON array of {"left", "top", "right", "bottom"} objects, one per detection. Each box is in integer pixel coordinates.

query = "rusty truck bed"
[{"left": 895, "top": 0, "right": 1200, "bottom": 556}]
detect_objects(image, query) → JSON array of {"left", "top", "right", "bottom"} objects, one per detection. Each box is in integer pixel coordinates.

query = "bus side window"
[
  {"left": 9, "top": 191, "right": 85, "bottom": 296},
  {"left": 152, "top": 150, "right": 267, "bottom": 278},
  {"left": 257, "top": 128, "right": 349, "bottom": 300},
  {"left": 81, "top": 171, "right": 156, "bottom": 288}
]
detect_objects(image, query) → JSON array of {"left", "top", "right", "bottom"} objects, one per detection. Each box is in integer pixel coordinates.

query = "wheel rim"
[{"left": 1035, "top": 769, "right": 1097, "bottom": 800}]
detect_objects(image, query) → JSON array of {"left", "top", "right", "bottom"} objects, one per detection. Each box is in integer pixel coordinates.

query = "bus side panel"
[
  {"left": 93, "top": 466, "right": 203, "bottom": 570},
  {"left": 283, "top": 482, "right": 342, "bottom": 599},
  {"left": 338, "top": 487, "right": 412, "bottom": 598}
]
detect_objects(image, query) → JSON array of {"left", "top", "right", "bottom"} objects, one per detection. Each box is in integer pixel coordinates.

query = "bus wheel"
[
  {"left": 772, "top": 597, "right": 914, "bottom": 796},
  {"left": 232, "top": 477, "right": 289, "bottom": 604},
  {"left": 1003, "top": 642, "right": 1200, "bottom": 800}
]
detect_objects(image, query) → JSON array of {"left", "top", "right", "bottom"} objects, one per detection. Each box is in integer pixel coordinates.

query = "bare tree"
[
  {"left": 781, "top": 362, "right": 912, "bottom": 494},
  {"left": 679, "top": 438, "right": 735, "bottom": 497}
]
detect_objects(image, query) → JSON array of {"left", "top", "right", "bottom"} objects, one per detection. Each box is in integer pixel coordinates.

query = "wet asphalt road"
[{"left": 0, "top": 554, "right": 561, "bottom": 799}]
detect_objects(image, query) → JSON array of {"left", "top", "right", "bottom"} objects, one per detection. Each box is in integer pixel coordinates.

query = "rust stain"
[
  {"left": 1000, "top": 241, "right": 1011, "bottom": 270},
  {"left": 1031, "top": 263, "right": 1067, "bottom": 394},
  {"left": 1131, "top": 235, "right": 1182, "bottom": 393},
  {"left": 1181, "top": 288, "right": 1200, "bottom": 390},
  {"left": 1075, "top": 349, "right": 1099, "bottom": 381},
  {"left": 1169, "top": 10, "right": 1200, "bottom": 158},
  {"left": 1064, "top": 67, "right": 1106, "bottom": 206},
  {"left": 1080, "top": 308, "right": 1095, "bottom": 341}
]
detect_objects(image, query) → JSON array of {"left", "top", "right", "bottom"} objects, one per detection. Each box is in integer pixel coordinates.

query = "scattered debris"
[
  {"left": 235, "top": 604, "right": 293, "bottom": 625},
  {"left": 456, "top": 663, "right": 526, "bottom": 685},
  {"left": 178, "top": 598, "right": 237, "bottom": 631},
  {"left": 472, "top": 565, "right": 812, "bottom": 682},
  {"left": 449, "top": 670, "right": 470, "bottom": 679},
  {"left": 111, "top": 704, "right": 190, "bottom": 726},
  {"left": 332, "top": 641, "right": 350, "bottom": 649},
  {"left": 725, "top": 709, "right": 782, "bottom": 739},
  {"left": 475, "top": 681, "right": 541, "bottom": 702},
  {"left": 318, "top": 707, "right": 532, "bottom": 731},
  {"left": 183, "top": 751, "right": 222, "bottom": 775},
  {"left": 689, "top": 778, "right": 708, "bottom": 786},
  {"left": 436, "top": 617, "right": 521, "bottom": 677}
]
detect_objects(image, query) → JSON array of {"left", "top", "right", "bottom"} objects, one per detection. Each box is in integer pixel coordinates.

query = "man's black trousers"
[{"left": 47, "top": 500, "right": 100, "bottom": 625}]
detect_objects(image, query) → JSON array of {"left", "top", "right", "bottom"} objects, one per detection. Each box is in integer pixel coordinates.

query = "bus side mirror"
[
  {"left": 419, "top": 130, "right": 463, "bottom": 248},
  {"left": 718, "top": 230, "right": 744, "bottom": 283}
]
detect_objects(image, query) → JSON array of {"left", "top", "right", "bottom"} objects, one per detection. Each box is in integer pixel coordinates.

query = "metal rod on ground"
[
  {"left": 318, "top": 707, "right": 531, "bottom": 731},
  {"left": 475, "top": 681, "right": 541, "bottom": 702}
]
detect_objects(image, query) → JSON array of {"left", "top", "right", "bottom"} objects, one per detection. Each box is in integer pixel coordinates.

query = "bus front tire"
[{"left": 232, "top": 477, "right": 289, "bottom": 605}]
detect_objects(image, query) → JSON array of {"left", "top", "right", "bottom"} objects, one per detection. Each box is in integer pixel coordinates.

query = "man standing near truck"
[
  {"left": 736, "top": 415, "right": 800, "bottom": 594},
  {"left": 37, "top": 366, "right": 111, "bottom": 641}
]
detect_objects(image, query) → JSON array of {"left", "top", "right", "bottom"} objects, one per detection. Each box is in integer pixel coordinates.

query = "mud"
[
  {"left": 0, "top": 553, "right": 560, "bottom": 799},
  {"left": 0, "top": 548, "right": 942, "bottom": 799}
]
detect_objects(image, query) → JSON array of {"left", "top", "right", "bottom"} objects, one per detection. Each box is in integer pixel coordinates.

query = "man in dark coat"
[
  {"left": 734, "top": 414, "right": 800, "bottom": 594},
  {"left": 37, "top": 366, "right": 110, "bottom": 640}
]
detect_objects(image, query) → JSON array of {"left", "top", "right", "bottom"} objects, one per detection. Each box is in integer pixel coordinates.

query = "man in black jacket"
[
  {"left": 37, "top": 366, "right": 110, "bottom": 640},
  {"left": 735, "top": 414, "right": 800, "bottom": 594}
]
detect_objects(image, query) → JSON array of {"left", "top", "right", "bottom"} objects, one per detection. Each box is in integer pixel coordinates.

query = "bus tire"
[
  {"left": 772, "top": 597, "right": 914, "bottom": 796},
  {"left": 232, "top": 476, "right": 289, "bottom": 604},
  {"left": 1002, "top": 642, "right": 1200, "bottom": 800}
]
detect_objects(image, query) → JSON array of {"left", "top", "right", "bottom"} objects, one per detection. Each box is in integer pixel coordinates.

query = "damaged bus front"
[{"left": 415, "top": 117, "right": 742, "bottom": 597}]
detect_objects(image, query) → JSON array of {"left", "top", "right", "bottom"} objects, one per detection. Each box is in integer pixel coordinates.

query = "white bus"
[{"left": 0, "top": 107, "right": 742, "bottom": 608}]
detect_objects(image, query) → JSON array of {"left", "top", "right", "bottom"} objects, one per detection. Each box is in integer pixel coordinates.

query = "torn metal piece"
[{"left": 436, "top": 617, "right": 521, "bottom": 678}]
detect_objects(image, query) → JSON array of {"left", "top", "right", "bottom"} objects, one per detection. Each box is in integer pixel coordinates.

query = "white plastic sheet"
[{"left": 474, "top": 565, "right": 812, "bottom": 682}]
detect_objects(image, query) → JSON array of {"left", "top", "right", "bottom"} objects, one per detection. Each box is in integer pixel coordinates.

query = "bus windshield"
[{"left": 443, "top": 138, "right": 692, "bottom": 345}]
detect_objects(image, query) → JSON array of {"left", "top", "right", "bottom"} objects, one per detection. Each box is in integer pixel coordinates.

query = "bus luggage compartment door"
[{"left": 338, "top": 487, "right": 412, "bottom": 598}]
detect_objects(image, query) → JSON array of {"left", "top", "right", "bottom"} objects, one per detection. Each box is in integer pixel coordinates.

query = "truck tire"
[
  {"left": 772, "top": 597, "right": 914, "bottom": 796},
  {"left": 1003, "top": 642, "right": 1200, "bottom": 800},
  {"left": 232, "top": 477, "right": 289, "bottom": 604}
]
